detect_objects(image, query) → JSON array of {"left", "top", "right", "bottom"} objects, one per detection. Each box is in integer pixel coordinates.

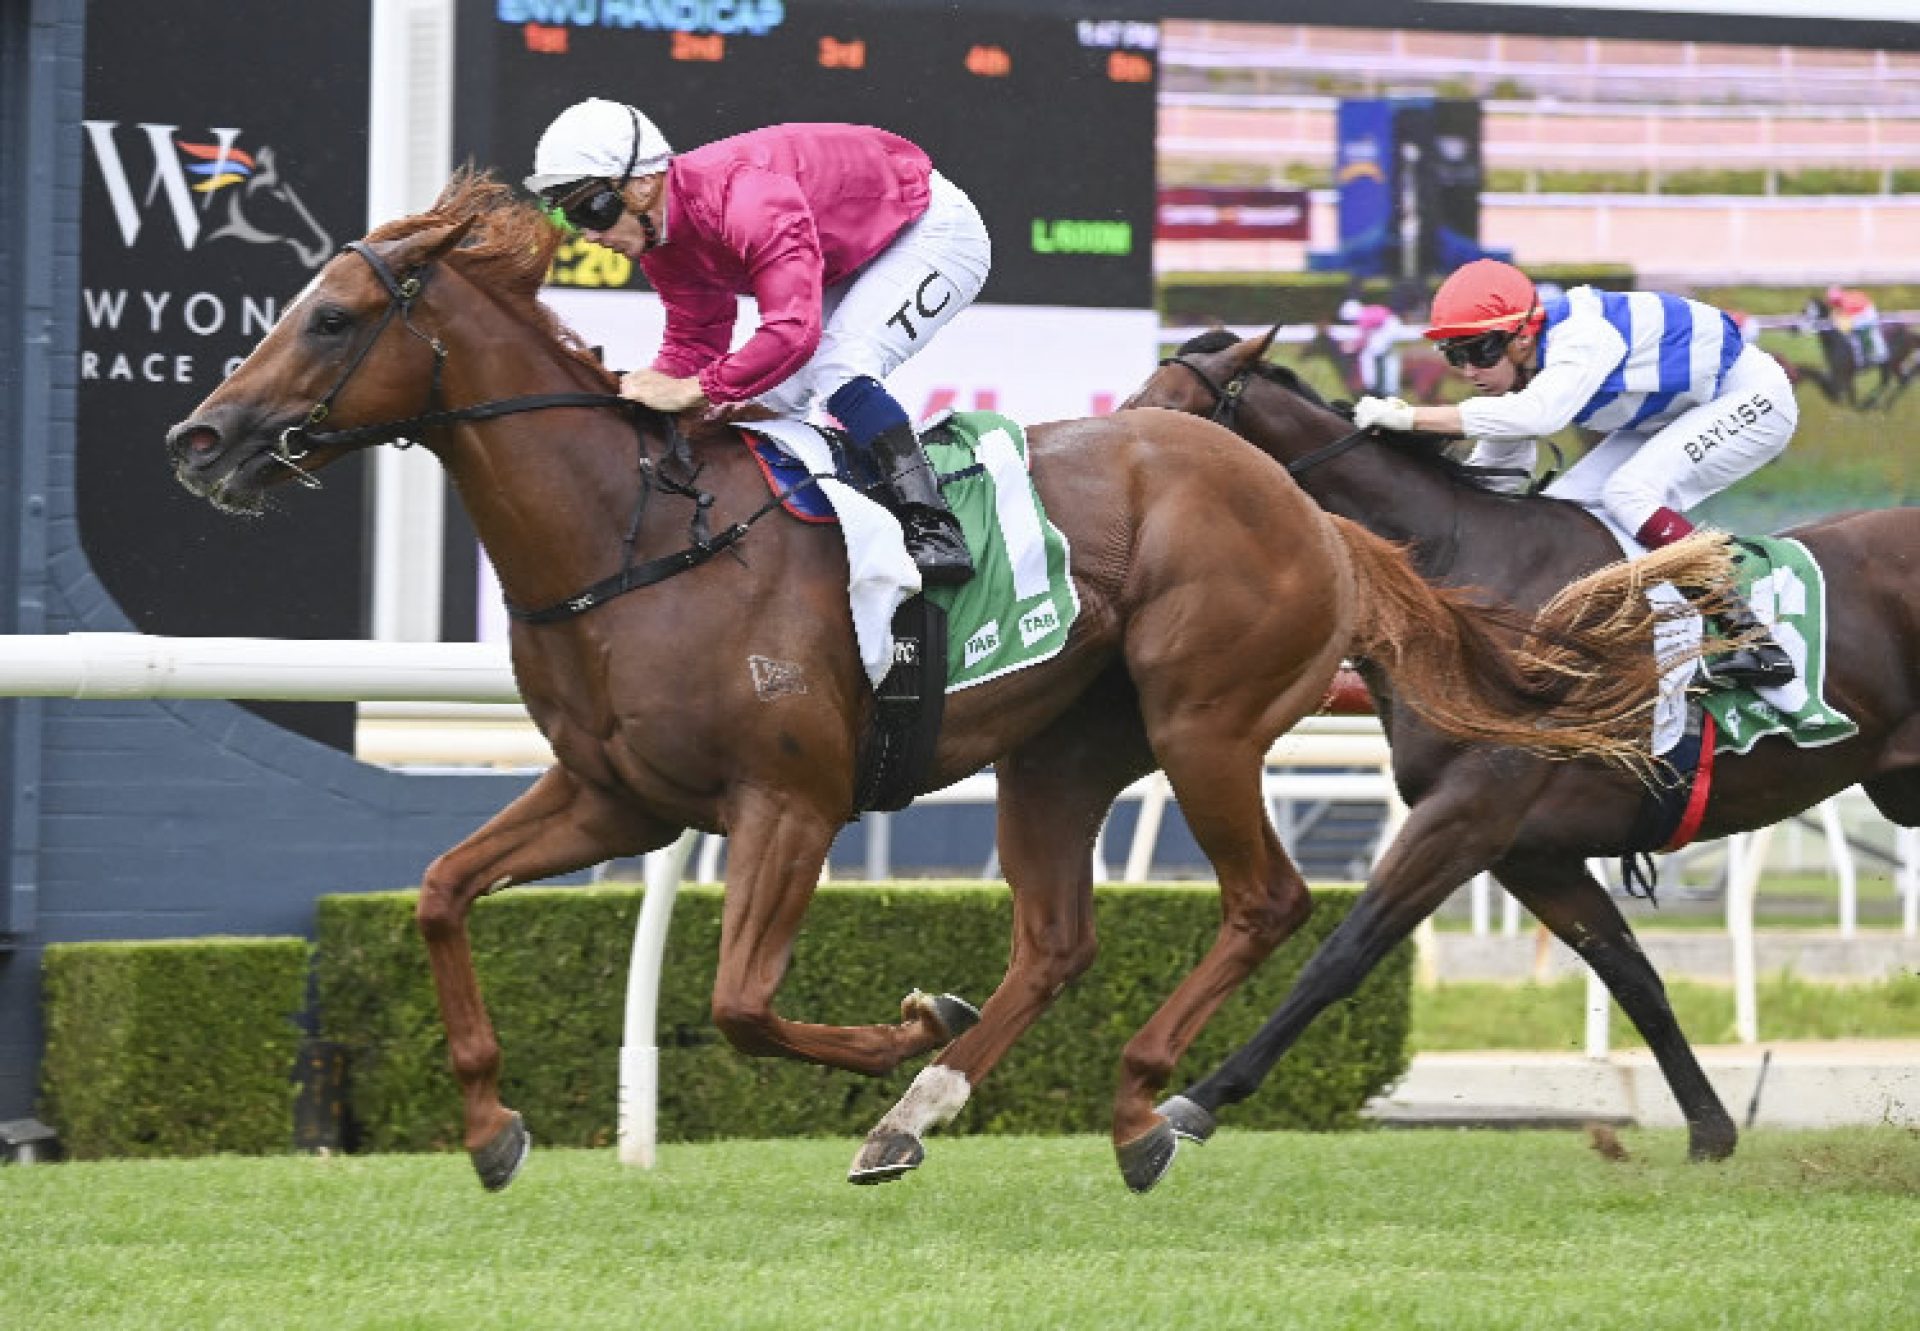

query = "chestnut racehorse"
[
  {"left": 1128, "top": 328, "right": 1920, "bottom": 1179},
  {"left": 167, "top": 175, "right": 1725, "bottom": 1192}
]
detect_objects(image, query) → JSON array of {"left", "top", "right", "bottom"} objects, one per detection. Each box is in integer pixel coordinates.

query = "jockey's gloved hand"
[{"left": 1354, "top": 396, "right": 1416, "bottom": 433}]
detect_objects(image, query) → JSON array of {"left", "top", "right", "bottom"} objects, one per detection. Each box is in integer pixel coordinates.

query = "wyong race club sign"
[{"left": 75, "top": 0, "right": 373, "bottom": 748}]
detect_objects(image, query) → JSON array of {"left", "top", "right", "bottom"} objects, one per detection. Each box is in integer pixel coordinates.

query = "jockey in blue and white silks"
[
  {"left": 1351, "top": 258, "right": 1798, "bottom": 688},
  {"left": 1535, "top": 287, "right": 1747, "bottom": 434}
]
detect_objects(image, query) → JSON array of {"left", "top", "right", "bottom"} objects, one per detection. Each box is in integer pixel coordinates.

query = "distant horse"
[
  {"left": 167, "top": 173, "right": 1716, "bottom": 1192},
  {"left": 1128, "top": 329, "right": 1920, "bottom": 1180},
  {"left": 1801, "top": 297, "right": 1919, "bottom": 412},
  {"left": 1297, "top": 325, "right": 1449, "bottom": 405}
]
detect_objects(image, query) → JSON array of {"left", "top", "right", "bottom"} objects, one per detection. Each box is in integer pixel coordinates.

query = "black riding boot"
[
  {"left": 1700, "top": 586, "right": 1796, "bottom": 688},
  {"left": 868, "top": 422, "right": 973, "bottom": 586}
]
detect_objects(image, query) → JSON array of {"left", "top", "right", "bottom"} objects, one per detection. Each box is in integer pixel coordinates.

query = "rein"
[
  {"left": 278, "top": 240, "right": 795, "bottom": 625},
  {"left": 1159, "top": 352, "right": 1546, "bottom": 490}
]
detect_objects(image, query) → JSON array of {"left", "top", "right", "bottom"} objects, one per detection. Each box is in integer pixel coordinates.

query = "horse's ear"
[
  {"left": 412, "top": 215, "right": 478, "bottom": 267},
  {"left": 1248, "top": 322, "right": 1283, "bottom": 364}
]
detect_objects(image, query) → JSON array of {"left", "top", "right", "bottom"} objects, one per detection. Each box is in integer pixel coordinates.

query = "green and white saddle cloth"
[
  {"left": 1697, "top": 537, "right": 1856, "bottom": 756},
  {"left": 921, "top": 411, "right": 1081, "bottom": 692}
]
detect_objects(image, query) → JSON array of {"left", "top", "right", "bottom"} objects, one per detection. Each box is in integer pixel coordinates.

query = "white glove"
[{"left": 1354, "top": 395, "right": 1416, "bottom": 433}]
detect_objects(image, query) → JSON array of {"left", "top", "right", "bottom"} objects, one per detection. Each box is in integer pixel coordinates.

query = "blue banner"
[{"left": 1335, "top": 99, "right": 1395, "bottom": 277}]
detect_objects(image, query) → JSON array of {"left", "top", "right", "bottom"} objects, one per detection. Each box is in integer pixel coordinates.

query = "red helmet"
[{"left": 1425, "top": 260, "right": 1541, "bottom": 341}]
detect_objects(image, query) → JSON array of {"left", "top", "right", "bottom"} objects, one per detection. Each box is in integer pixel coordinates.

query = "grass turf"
[
  {"left": 2, "top": 1129, "right": 1912, "bottom": 1330},
  {"left": 1412, "top": 972, "right": 1920, "bottom": 1052}
]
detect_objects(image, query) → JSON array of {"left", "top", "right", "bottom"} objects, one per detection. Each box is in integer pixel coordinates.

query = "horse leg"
[
  {"left": 707, "top": 784, "right": 965, "bottom": 1076},
  {"left": 416, "top": 765, "right": 679, "bottom": 1190},
  {"left": 850, "top": 678, "right": 1154, "bottom": 1183},
  {"left": 1106, "top": 742, "right": 1315, "bottom": 1192},
  {"left": 1163, "top": 780, "right": 1521, "bottom": 1147},
  {"left": 1496, "top": 854, "right": 1738, "bottom": 1161}
]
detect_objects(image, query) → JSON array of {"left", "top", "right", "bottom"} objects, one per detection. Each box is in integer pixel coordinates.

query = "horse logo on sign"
[{"left": 82, "top": 122, "right": 335, "bottom": 269}]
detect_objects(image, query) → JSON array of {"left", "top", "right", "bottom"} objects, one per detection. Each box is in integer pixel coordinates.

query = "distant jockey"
[
  {"left": 1353, "top": 259, "right": 1799, "bottom": 688},
  {"left": 1337, "top": 298, "right": 1405, "bottom": 397},
  {"left": 1825, "top": 285, "right": 1888, "bottom": 369}
]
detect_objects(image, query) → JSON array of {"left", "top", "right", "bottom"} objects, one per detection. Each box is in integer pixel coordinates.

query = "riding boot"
[
  {"left": 1698, "top": 586, "right": 1797, "bottom": 689},
  {"left": 867, "top": 422, "right": 973, "bottom": 586}
]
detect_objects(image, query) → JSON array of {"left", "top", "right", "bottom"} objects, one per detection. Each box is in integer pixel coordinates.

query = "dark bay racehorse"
[
  {"left": 1128, "top": 328, "right": 1920, "bottom": 1177},
  {"left": 1801, "top": 296, "right": 1919, "bottom": 412},
  {"left": 166, "top": 174, "right": 1720, "bottom": 1192}
]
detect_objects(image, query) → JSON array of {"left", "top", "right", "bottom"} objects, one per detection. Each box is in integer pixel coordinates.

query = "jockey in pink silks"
[{"left": 526, "top": 99, "right": 993, "bottom": 585}]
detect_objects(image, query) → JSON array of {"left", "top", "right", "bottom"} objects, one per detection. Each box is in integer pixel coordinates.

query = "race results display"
[{"left": 460, "top": 4, "right": 1158, "bottom": 308}]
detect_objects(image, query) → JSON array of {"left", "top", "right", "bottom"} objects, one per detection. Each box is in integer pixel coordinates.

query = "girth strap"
[{"left": 506, "top": 519, "right": 755, "bottom": 625}]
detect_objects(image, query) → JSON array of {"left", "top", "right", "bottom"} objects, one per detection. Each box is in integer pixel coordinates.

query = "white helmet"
[
  {"left": 1338, "top": 298, "right": 1364, "bottom": 322},
  {"left": 524, "top": 98, "right": 673, "bottom": 194}
]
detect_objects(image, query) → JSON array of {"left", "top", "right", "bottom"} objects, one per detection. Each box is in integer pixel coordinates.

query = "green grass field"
[
  {"left": 1412, "top": 972, "right": 1920, "bottom": 1052},
  {"left": 2, "top": 1130, "right": 1912, "bottom": 1330},
  {"left": 1424, "top": 869, "right": 1911, "bottom": 931}
]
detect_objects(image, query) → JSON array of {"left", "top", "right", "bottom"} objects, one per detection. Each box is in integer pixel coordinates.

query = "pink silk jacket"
[{"left": 641, "top": 123, "right": 934, "bottom": 404}]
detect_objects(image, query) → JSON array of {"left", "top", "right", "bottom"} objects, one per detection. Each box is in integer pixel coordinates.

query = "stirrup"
[{"left": 1697, "top": 644, "right": 1796, "bottom": 689}]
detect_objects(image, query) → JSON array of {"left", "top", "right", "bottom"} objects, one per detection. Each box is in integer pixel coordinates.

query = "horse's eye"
[{"left": 311, "top": 306, "right": 352, "bottom": 338}]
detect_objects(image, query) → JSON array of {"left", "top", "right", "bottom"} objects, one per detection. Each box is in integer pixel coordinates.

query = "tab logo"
[
  {"left": 1019, "top": 600, "right": 1060, "bottom": 648},
  {"left": 963, "top": 620, "right": 1000, "bottom": 668}
]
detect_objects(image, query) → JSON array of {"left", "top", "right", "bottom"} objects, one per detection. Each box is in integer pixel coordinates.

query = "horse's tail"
[{"left": 1333, "top": 518, "right": 1739, "bottom": 776}]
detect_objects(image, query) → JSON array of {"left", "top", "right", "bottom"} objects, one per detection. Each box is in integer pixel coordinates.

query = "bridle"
[
  {"left": 1155, "top": 352, "right": 1371, "bottom": 478},
  {"left": 1156, "top": 353, "right": 1256, "bottom": 431},
  {"left": 266, "top": 239, "right": 799, "bottom": 624},
  {"left": 1155, "top": 345, "right": 1566, "bottom": 583},
  {"left": 269, "top": 240, "right": 458, "bottom": 486}
]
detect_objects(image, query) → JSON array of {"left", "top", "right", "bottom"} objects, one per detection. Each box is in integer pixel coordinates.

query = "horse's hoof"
[
  {"left": 1115, "top": 1119, "right": 1180, "bottom": 1194},
  {"left": 930, "top": 993, "right": 980, "bottom": 1041},
  {"left": 903, "top": 989, "right": 980, "bottom": 1042},
  {"left": 1688, "top": 1120, "right": 1738, "bottom": 1162},
  {"left": 471, "top": 1112, "right": 531, "bottom": 1192},
  {"left": 1156, "top": 1094, "right": 1218, "bottom": 1144},
  {"left": 848, "top": 1128, "right": 925, "bottom": 1185}
]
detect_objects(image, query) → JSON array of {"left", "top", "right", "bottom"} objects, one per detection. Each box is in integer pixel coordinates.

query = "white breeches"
[
  {"left": 1357, "top": 329, "right": 1401, "bottom": 397},
  {"left": 1470, "top": 345, "right": 1798, "bottom": 528},
  {"left": 755, "top": 172, "right": 992, "bottom": 418}
]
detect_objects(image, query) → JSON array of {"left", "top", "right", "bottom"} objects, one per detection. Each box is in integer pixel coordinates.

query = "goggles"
[
  {"left": 1438, "top": 298, "right": 1538, "bottom": 370},
  {"left": 544, "top": 179, "right": 626, "bottom": 235},
  {"left": 1438, "top": 329, "right": 1518, "bottom": 370}
]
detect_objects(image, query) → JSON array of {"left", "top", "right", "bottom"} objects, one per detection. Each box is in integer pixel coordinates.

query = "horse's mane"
[
  {"left": 367, "top": 167, "right": 613, "bottom": 386},
  {"left": 1174, "top": 327, "right": 1515, "bottom": 497}
]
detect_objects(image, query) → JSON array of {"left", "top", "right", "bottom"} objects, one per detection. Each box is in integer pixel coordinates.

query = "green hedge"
[
  {"left": 317, "top": 883, "right": 1410, "bottom": 1153},
  {"left": 40, "top": 937, "right": 310, "bottom": 1159},
  {"left": 1157, "top": 265, "right": 1637, "bottom": 329}
]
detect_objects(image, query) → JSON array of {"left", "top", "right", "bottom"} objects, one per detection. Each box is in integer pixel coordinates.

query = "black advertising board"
[
  {"left": 79, "top": 0, "right": 372, "bottom": 747},
  {"left": 460, "top": 3, "right": 1158, "bottom": 308}
]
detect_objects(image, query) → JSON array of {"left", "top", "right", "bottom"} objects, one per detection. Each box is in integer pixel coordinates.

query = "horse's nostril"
[{"left": 167, "top": 422, "right": 222, "bottom": 462}]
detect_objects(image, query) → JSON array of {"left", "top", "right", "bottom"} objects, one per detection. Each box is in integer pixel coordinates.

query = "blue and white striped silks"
[{"left": 1541, "top": 287, "right": 1746, "bottom": 435}]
